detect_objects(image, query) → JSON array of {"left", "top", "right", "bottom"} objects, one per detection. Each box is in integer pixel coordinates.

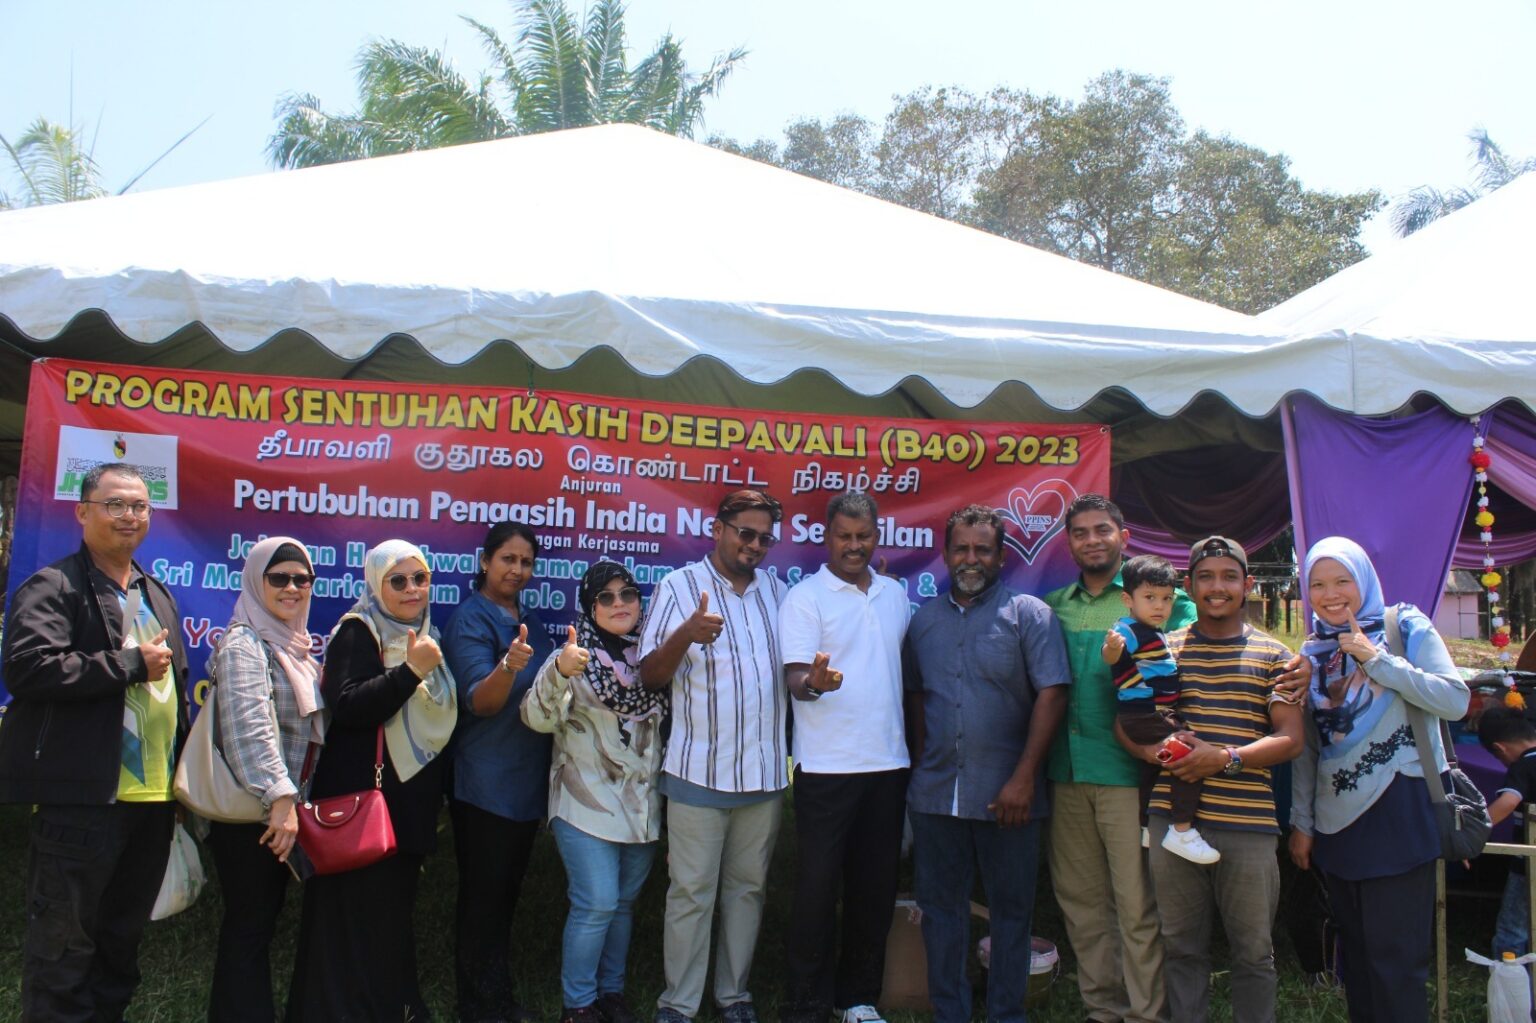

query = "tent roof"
[
  {"left": 0, "top": 124, "right": 1330, "bottom": 417},
  {"left": 1263, "top": 172, "right": 1536, "bottom": 415}
]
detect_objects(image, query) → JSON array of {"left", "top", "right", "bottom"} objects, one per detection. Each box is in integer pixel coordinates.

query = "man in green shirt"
[{"left": 1043, "top": 495, "right": 1193, "bottom": 1023}]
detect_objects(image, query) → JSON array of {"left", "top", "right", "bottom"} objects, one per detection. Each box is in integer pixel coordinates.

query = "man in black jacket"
[{"left": 0, "top": 462, "right": 188, "bottom": 1023}]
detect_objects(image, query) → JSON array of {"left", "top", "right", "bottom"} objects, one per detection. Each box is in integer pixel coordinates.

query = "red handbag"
[{"left": 296, "top": 725, "right": 397, "bottom": 876}]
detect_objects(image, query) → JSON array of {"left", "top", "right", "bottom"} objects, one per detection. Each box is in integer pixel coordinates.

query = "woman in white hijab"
[
  {"left": 206, "top": 536, "right": 326, "bottom": 1023},
  {"left": 287, "top": 540, "right": 457, "bottom": 1022}
]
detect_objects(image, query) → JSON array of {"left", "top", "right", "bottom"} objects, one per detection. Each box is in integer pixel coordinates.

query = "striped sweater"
[{"left": 1147, "top": 624, "right": 1291, "bottom": 833}]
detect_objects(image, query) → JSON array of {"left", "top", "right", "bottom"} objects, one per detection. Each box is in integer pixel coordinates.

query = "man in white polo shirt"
[
  {"left": 640, "top": 489, "right": 790, "bottom": 1023},
  {"left": 778, "top": 491, "right": 912, "bottom": 1023}
]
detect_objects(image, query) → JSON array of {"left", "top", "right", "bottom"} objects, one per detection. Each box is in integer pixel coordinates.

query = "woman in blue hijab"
[{"left": 1288, "top": 536, "right": 1468, "bottom": 1023}]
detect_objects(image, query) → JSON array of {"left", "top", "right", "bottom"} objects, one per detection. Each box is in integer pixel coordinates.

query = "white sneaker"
[
  {"left": 1162, "top": 825, "right": 1221, "bottom": 865},
  {"left": 1141, "top": 826, "right": 1150, "bottom": 848},
  {"left": 840, "top": 1006, "right": 885, "bottom": 1023}
]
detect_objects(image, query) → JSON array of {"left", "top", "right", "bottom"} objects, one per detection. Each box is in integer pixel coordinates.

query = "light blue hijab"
[{"left": 1301, "top": 536, "right": 1391, "bottom": 750}]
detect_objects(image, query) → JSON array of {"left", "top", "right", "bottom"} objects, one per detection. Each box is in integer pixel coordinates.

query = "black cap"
[{"left": 1189, "top": 536, "right": 1248, "bottom": 574}]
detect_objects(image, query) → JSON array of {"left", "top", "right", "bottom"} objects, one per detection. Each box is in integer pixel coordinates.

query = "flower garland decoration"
[{"left": 1471, "top": 428, "right": 1521, "bottom": 707}]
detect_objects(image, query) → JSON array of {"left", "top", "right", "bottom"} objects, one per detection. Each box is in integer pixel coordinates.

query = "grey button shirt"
[{"left": 903, "top": 581, "right": 1071, "bottom": 821}]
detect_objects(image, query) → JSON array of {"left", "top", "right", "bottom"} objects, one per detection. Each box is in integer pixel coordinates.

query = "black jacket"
[{"left": 0, "top": 544, "right": 189, "bottom": 804}]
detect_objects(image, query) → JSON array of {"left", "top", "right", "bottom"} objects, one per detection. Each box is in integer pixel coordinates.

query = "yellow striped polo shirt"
[{"left": 1148, "top": 624, "right": 1290, "bottom": 834}]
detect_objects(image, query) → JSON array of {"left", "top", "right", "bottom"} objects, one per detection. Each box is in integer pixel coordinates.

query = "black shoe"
[
  {"left": 562, "top": 1006, "right": 605, "bottom": 1023},
  {"left": 595, "top": 993, "right": 639, "bottom": 1023}
]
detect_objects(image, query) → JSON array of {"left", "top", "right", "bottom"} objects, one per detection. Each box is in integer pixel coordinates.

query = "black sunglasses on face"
[
  {"left": 264, "top": 571, "right": 315, "bottom": 590},
  {"left": 595, "top": 586, "right": 641, "bottom": 607},
  {"left": 725, "top": 524, "right": 778, "bottom": 548},
  {"left": 387, "top": 571, "right": 431, "bottom": 592}
]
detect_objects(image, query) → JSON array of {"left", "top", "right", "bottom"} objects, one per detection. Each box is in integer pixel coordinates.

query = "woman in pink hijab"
[{"left": 205, "top": 536, "right": 326, "bottom": 1023}]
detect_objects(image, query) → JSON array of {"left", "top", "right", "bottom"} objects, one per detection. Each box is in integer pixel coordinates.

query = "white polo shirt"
[{"left": 779, "top": 564, "right": 911, "bottom": 774}]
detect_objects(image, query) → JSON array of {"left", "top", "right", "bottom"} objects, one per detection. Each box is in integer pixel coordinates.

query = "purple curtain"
[
  {"left": 1115, "top": 447, "right": 1291, "bottom": 561},
  {"left": 1284, "top": 395, "right": 1482, "bottom": 617},
  {"left": 1452, "top": 406, "right": 1536, "bottom": 565}
]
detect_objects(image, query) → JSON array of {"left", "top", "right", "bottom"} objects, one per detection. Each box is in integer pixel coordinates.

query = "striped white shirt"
[{"left": 640, "top": 557, "right": 789, "bottom": 793}]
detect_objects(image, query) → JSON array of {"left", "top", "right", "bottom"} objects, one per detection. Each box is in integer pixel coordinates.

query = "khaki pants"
[
  {"left": 1047, "top": 782, "right": 1168, "bottom": 1023},
  {"left": 659, "top": 796, "right": 783, "bottom": 1017}
]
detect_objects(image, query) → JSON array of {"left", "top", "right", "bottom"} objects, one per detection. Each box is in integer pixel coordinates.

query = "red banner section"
[{"left": 5, "top": 359, "right": 1109, "bottom": 703}]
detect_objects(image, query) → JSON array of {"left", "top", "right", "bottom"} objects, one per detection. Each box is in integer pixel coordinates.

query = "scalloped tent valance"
[{"left": 1, "top": 123, "right": 1347, "bottom": 427}]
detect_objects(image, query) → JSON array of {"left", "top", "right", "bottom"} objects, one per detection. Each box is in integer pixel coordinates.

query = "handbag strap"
[
  {"left": 297, "top": 725, "right": 386, "bottom": 800},
  {"left": 373, "top": 725, "right": 385, "bottom": 790},
  {"left": 1390, "top": 606, "right": 1454, "bottom": 806}
]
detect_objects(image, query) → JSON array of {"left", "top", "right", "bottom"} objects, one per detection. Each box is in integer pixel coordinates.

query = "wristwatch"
[
  {"left": 1221, "top": 747, "right": 1245, "bottom": 776},
  {"left": 803, "top": 683, "right": 823, "bottom": 700}
]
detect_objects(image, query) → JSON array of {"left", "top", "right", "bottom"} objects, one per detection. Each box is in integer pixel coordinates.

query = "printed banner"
[{"left": 2, "top": 359, "right": 1109, "bottom": 708}]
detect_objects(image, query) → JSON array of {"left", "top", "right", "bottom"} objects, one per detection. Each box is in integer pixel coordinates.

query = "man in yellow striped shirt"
[{"left": 1117, "top": 536, "right": 1304, "bottom": 1023}]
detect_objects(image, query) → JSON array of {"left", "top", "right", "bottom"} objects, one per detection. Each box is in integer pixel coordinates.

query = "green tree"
[
  {"left": 1, "top": 116, "right": 202, "bottom": 209},
  {"left": 269, "top": 0, "right": 745, "bottom": 169},
  {"left": 716, "top": 71, "right": 1381, "bottom": 313},
  {"left": 1391, "top": 128, "right": 1536, "bottom": 237},
  {"left": 1, "top": 118, "right": 106, "bottom": 208}
]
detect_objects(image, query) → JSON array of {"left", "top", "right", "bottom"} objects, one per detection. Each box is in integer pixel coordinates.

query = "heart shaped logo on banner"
[{"left": 997, "top": 479, "right": 1078, "bottom": 564}]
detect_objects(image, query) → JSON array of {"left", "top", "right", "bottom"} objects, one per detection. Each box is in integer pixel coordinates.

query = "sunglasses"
[
  {"left": 595, "top": 586, "right": 641, "bottom": 608},
  {"left": 264, "top": 571, "right": 315, "bottom": 590},
  {"left": 725, "top": 523, "right": 778, "bottom": 548},
  {"left": 387, "top": 571, "right": 432, "bottom": 592}
]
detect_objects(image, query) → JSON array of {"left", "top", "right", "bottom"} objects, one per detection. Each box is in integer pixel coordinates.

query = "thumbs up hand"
[
  {"left": 405, "top": 628, "right": 443, "bottom": 677},
  {"left": 1337, "top": 608, "right": 1378, "bottom": 662},
  {"left": 556, "top": 624, "right": 590, "bottom": 678},
  {"left": 502, "top": 623, "right": 535, "bottom": 675},
  {"left": 683, "top": 592, "right": 726, "bottom": 646},
  {"left": 140, "top": 627, "right": 174, "bottom": 681}
]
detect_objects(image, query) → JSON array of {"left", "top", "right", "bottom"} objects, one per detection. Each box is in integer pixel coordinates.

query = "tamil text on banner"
[{"left": 2, "top": 359, "right": 1110, "bottom": 707}]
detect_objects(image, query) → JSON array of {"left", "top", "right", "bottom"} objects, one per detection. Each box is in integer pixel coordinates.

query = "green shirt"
[
  {"left": 117, "top": 583, "right": 178, "bottom": 803},
  {"left": 1044, "top": 567, "right": 1196, "bottom": 786}
]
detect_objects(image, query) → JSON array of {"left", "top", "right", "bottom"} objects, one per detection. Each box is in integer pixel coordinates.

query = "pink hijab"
[{"left": 229, "top": 535, "right": 323, "bottom": 720}]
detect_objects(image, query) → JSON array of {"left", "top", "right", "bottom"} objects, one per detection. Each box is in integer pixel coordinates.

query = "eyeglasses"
[
  {"left": 264, "top": 571, "right": 315, "bottom": 590},
  {"left": 724, "top": 523, "right": 778, "bottom": 548},
  {"left": 82, "top": 498, "right": 153, "bottom": 519},
  {"left": 595, "top": 586, "right": 641, "bottom": 607},
  {"left": 386, "top": 571, "right": 431, "bottom": 592}
]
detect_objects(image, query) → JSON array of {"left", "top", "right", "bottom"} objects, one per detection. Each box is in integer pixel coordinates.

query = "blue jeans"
[
  {"left": 1496, "top": 870, "right": 1531, "bottom": 956},
  {"left": 551, "top": 817, "right": 658, "bottom": 1008},
  {"left": 911, "top": 811, "right": 1042, "bottom": 1023}
]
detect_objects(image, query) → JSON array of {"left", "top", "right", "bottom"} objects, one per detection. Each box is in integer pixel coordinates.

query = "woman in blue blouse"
[
  {"left": 442, "top": 521, "right": 555, "bottom": 1023},
  {"left": 1288, "top": 536, "right": 1469, "bottom": 1023}
]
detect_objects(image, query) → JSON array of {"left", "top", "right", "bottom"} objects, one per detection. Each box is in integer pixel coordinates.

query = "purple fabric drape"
[
  {"left": 1452, "top": 406, "right": 1536, "bottom": 565},
  {"left": 1115, "top": 447, "right": 1291, "bottom": 561},
  {"left": 1284, "top": 395, "right": 1482, "bottom": 618}
]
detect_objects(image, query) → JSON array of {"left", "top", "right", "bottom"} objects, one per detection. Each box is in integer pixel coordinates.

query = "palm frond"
[
  {"left": 1390, "top": 185, "right": 1477, "bottom": 237},
  {"left": 117, "top": 115, "right": 210, "bottom": 195},
  {"left": 462, "top": 16, "right": 524, "bottom": 112},
  {"left": 581, "top": 0, "right": 631, "bottom": 121},
  {"left": 267, "top": 93, "right": 383, "bottom": 168},
  {"left": 515, "top": 0, "right": 587, "bottom": 132},
  {"left": 4, "top": 118, "right": 107, "bottom": 204},
  {"left": 356, "top": 41, "right": 511, "bottom": 150}
]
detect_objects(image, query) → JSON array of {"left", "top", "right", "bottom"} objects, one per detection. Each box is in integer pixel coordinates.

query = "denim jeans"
[
  {"left": 551, "top": 817, "right": 658, "bottom": 1008},
  {"left": 911, "top": 811, "right": 1043, "bottom": 1023},
  {"left": 1496, "top": 870, "right": 1531, "bottom": 956}
]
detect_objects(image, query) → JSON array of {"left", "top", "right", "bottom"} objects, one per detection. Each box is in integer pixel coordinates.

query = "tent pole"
[{"left": 1435, "top": 860, "right": 1447, "bottom": 1023}]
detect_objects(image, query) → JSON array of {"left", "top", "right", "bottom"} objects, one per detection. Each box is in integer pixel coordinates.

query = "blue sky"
[{"left": 5, "top": 0, "right": 1534, "bottom": 253}]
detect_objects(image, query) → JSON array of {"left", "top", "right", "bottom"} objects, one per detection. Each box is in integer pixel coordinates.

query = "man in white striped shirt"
[{"left": 640, "top": 489, "right": 790, "bottom": 1023}]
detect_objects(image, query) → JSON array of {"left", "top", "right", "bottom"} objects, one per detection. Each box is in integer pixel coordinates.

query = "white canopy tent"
[
  {"left": 1263, "top": 171, "right": 1536, "bottom": 415},
  {"left": 0, "top": 123, "right": 1325, "bottom": 423}
]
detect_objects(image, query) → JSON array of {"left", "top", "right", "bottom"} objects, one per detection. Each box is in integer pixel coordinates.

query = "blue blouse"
[{"left": 441, "top": 590, "right": 555, "bottom": 821}]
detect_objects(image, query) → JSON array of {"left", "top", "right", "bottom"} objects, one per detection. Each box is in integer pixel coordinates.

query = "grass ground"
[{"left": 0, "top": 796, "right": 1512, "bottom": 1023}]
